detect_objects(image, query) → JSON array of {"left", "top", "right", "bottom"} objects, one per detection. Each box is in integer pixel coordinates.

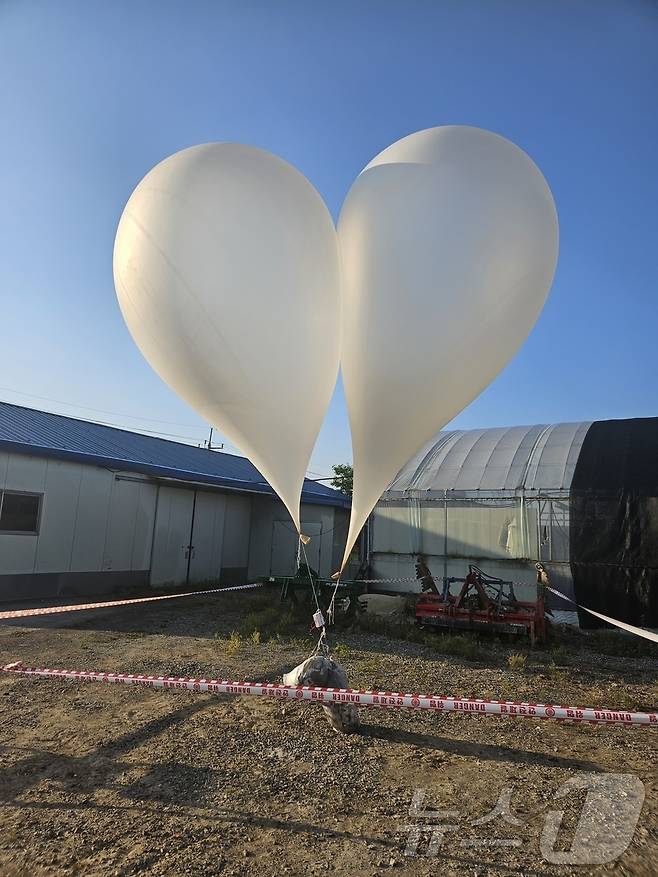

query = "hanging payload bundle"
[{"left": 283, "top": 655, "right": 360, "bottom": 734}]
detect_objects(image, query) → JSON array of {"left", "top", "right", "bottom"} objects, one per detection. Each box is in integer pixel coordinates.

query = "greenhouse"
[{"left": 368, "top": 418, "right": 658, "bottom": 627}]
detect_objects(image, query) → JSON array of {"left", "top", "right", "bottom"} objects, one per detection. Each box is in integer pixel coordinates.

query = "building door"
[
  {"left": 150, "top": 486, "right": 195, "bottom": 587},
  {"left": 270, "top": 521, "right": 322, "bottom": 576},
  {"left": 188, "top": 492, "right": 226, "bottom": 583}
]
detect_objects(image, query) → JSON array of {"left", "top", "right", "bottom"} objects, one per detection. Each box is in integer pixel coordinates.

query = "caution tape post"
[{"left": 2, "top": 663, "right": 657, "bottom": 727}]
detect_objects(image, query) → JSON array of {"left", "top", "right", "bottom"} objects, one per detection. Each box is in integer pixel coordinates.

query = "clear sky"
[{"left": 1, "top": 1, "right": 656, "bottom": 477}]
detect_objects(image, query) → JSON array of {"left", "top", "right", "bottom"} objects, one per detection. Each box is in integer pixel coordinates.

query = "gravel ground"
[{"left": 0, "top": 589, "right": 657, "bottom": 877}]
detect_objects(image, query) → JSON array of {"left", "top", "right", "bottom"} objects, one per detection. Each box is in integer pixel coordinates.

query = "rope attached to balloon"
[
  {"left": 297, "top": 535, "right": 330, "bottom": 656},
  {"left": 325, "top": 572, "right": 343, "bottom": 629},
  {"left": 295, "top": 531, "right": 347, "bottom": 657}
]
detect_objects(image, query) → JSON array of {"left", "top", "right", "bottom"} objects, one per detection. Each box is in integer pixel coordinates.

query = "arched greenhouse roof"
[{"left": 386, "top": 422, "right": 593, "bottom": 494}]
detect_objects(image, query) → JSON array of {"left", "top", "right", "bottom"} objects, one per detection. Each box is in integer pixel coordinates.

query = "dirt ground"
[{"left": 0, "top": 588, "right": 657, "bottom": 877}]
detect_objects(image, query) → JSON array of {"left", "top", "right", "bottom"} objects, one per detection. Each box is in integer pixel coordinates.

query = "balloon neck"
[{"left": 299, "top": 533, "right": 311, "bottom": 545}]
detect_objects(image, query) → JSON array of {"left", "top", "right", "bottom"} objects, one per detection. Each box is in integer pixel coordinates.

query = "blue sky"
[{"left": 1, "top": 1, "right": 657, "bottom": 477}]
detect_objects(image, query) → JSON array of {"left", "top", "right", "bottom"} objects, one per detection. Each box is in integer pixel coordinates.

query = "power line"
[
  {"left": 0, "top": 387, "right": 229, "bottom": 447},
  {"left": 0, "top": 385, "right": 203, "bottom": 429},
  {"left": 1, "top": 386, "right": 335, "bottom": 464},
  {"left": 69, "top": 417, "right": 209, "bottom": 443}
]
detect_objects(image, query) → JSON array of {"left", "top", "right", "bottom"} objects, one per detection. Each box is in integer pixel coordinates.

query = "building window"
[{"left": 0, "top": 491, "right": 42, "bottom": 534}]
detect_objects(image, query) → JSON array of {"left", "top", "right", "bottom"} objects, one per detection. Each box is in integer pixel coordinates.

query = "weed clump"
[
  {"left": 507, "top": 652, "right": 527, "bottom": 672},
  {"left": 427, "top": 633, "right": 484, "bottom": 662},
  {"left": 239, "top": 605, "right": 298, "bottom": 640},
  {"left": 332, "top": 642, "right": 350, "bottom": 662},
  {"left": 352, "top": 608, "right": 486, "bottom": 661},
  {"left": 226, "top": 631, "right": 242, "bottom": 656}
]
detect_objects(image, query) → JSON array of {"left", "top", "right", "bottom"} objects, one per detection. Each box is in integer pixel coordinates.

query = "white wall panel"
[
  {"left": 246, "top": 499, "right": 274, "bottom": 579},
  {"left": 0, "top": 533, "right": 38, "bottom": 574},
  {"left": 447, "top": 504, "right": 510, "bottom": 559},
  {"left": 34, "top": 460, "right": 82, "bottom": 572},
  {"left": 69, "top": 467, "right": 113, "bottom": 572},
  {"left": 446, "top": 503, "right": 538, "bottom": 560},
  {"left": 130, "top": 481, "right": 158, "bottom": 570},
  {"left": 0, "top": 452, "right": 8, "bottom": 487},
  {"left": 221, "top": 494, "right": 251, "bottom": 569},
  {"left": 420, "top": 505, "right": 447, "bottom": 555},
  {"left": 371, "top": 505, "right": 412, "bottom": 554},
  {"left": 189, "top": 492, "right": 225, "bottom": 582},
  {"left": 369, "top": 553, "right": 418, "bottom": 590},
  {"left": 1, "top": 453, "right": 48, "bottom": 574},
  {"left": 371, "top": 507, "right": 392, "bottom": 553},
  {"left": 4, "top": 453, "right": 47, "bottom": 492},
  {"left": 301, "top": 503, "right": 334, "bottom": 577},
  {"left": 0, "top": 454, "right": 72, "bottom": 574},
  {"left": 270, "top": 520, "right": 323, "bottom": 576},
  {"left": 103, "top": 479, "right": 151, "bottom": 571},
  {"left": 248, "top": 500, "right": 335, "bottom": 578}
]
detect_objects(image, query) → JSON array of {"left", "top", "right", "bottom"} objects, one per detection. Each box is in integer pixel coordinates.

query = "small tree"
[{"left": 331, "top": 463, "right": 353, "bottom": 496}]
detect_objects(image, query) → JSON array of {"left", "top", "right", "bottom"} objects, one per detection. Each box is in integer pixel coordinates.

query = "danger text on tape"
[{"left": 2, "top": 663, "right": 656, "bottom": 727}]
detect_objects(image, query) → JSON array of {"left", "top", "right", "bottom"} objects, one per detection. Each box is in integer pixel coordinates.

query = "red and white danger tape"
[
  {"left": 2, "top": 662, "right": 656, "bottom": 726},
  {"left": 0, "top": 583, "right": 263, "bottom": 621},
  {"left": 544, "top": 586, "right": 658, "bottom": 645}
]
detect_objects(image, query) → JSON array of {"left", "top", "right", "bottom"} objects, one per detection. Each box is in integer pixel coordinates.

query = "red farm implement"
[{"left": 415, "top": 560, "right": 547, "bottom": 646}]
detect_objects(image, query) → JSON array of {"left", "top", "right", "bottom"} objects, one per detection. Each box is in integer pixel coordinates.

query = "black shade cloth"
[{"left": 570, "top": 418, "right": 658, "bottom": 628}]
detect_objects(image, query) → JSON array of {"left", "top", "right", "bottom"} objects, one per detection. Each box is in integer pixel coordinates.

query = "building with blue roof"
[{"left": 0, "top": 401, "right": 350, "bottom": 600}]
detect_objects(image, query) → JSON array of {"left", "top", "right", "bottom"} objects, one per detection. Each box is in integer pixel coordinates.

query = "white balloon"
[
  {"left": 337, "top": 126, "right": 558, "bottom": 570},
  {"left": 114, "top": 143, "right": 340, "bottom": 533}
]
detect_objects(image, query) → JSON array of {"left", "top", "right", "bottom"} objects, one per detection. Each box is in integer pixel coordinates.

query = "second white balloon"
[{"left": 337, "top": 126, "right": 559, "bottom": 571}]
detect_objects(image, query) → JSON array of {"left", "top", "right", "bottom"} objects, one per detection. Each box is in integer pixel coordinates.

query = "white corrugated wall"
[{"left": 0, "top": 451, "right": 158, "bottom": 576}]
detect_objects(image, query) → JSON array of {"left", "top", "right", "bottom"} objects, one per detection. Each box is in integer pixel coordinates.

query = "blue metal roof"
[{"left": 0, "top": 401, "right": 350, "bottom": 508}]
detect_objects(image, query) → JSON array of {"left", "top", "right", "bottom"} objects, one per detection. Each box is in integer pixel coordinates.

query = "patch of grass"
[
  {"left": 354, "top": 612, "right": 423, "bottom": 643},
  {"left": 332, "top": 642, "right": 350, "bottom": 662},
  {"left": 427, "top": 633, "right": 484, "bottom": 662},
  {"left": 507, "top": 652, "right": 527, "bottom": 672},
  {"left": 239, "top": 604, "right": 298, "bottom": 639},
  {"left": 225, "top": 631, "right": 242, "bottom": 656},
  {"left": 610, "top": 689, "right": 639, "bottom": 711},
  {"left": 547, "top": 660, "right": 570, "bottom": 685},
  {"left": 249, "top": 629, "right": 261, "bottom": 646},
  {"left": 352, "top": 611, "right": 487, "bottom": 661},
  {"left": 548, "top": 641, "right": 572, "bottom": 661},
  {"left": 358, "top": 656, "right": 387, "bottom": 675}
]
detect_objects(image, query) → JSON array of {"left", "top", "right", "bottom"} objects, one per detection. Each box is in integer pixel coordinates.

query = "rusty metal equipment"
[{"left": 414, "top": 558, "right": 547, "bottom": 645}]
